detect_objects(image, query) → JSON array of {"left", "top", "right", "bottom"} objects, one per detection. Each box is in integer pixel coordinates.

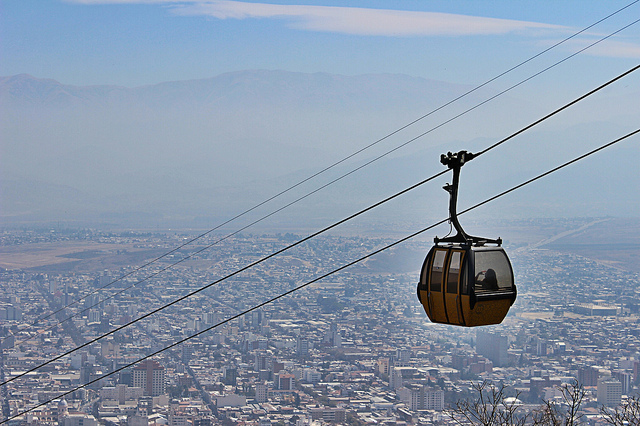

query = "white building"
[
  {"left": 100, "top": 384, "right": 144, "bottom": 404},
  {"left": 597, "top": 377, "right": 622, "bottom": 407},
  {"left": 215, "top": 394, "right": 246, "bottom": 408},
  {"left": 389, "top": 367, "right": 404, "bottom": 390},
  {"left": 397, "top": 385, "right": 445, "bottom": 411},
  {"left": 255, "top": 383, "right": 268, "bottom": 403},
  {"left": 64, "top": 413, "right": 98, "bottom": 426},
  {"left": 303, "top": 369, "right": 321, "bottom": 384}
]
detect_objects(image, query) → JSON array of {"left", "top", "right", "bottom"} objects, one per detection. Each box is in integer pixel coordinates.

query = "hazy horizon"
[{"left": 2, "top": 1, "right": 639, "bottom": 230}]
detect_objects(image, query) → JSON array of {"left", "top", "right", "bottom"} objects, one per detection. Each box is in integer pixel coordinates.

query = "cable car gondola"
[{"left": 417, "top": 151, "right": 516, "bottom": 327}]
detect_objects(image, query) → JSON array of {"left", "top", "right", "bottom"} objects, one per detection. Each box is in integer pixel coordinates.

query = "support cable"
[
  {"left": 30, "top": 1, "right": 640, "bottom": 328},
  {"left": 3, "top": 127, "right": 638, "bottom": 424}
]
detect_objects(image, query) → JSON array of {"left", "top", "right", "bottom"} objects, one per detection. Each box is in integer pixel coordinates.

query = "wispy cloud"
[
  {"left": 68, "top": 0, "right": 566, "bottom": 37},
  {"left": 575, "top": 38, "right": 640, "bottom": 58}
]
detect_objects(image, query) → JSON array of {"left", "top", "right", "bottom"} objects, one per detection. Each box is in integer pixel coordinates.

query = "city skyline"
[{"left": 0, "top": 225, "right": 639, "bottom": 424}]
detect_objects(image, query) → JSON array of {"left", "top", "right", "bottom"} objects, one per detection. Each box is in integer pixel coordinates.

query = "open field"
[
  {"left": 541, "top": 218, "right": 640, "bottom": 273},
  {"left": 0, "top": 241, "right": 165, "bottom": 273},
  {"left": 1, "top": 217, "right": 637, "bottom": 274}
]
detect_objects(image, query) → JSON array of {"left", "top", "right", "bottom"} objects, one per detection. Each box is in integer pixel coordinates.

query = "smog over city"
[{"left": 1, "top": 1, "right": 640, "bottom": 425}]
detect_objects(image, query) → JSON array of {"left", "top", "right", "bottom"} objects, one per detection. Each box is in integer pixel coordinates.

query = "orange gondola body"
[
  {"left": 417, "top": 150, "right": 517, "bottom": 327},
  {"left": 417, "top": 245, "right": 516, "bottom": 327}
]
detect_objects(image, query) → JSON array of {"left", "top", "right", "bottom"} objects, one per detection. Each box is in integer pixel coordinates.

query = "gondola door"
[
  {"left": 427, "top": 248, "right": 448, "bottom": 323},
  {"left": 444, "top": 249, "right": 465, "bottom": 326}
]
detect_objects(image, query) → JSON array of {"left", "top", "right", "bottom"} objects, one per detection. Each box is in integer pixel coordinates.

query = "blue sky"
[{"left": 2, "top": 0, "right": 640, "bottom": 87}]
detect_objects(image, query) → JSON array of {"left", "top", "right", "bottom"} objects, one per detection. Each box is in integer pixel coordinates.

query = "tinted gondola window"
[
  {"left": 430, "top": 249, "right": 446, "bottom": 292},
  {"left": 474, "top": 250, "right": 513, "bottom": 291},
  {"left": 447, "top": 251, "right": 462, "bottom": 293},
  {"left": 461, "top": 263, "right": 469, "bottom": 295}
]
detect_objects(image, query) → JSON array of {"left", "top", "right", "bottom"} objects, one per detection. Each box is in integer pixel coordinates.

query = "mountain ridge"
[{"left": 1, "top": 70, "right": 636, "bottom": 228}]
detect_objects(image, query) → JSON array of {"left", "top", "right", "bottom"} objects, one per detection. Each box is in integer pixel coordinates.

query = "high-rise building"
[
  {"left": 101, "top": 340, "right": 120, "bottom": 359},
  {"left": 272, "top": 361, "right": 284, "bottom": 374},
  {"left": 302, "top": 369, "right": 321, "bottom": 384},
  {"left": 389, "top": 367, "right": 404, "bottom": 390},
  {"left": 396, "top": 348, "right": 412, "bottom": 365},
  {"left": 275, "top": 372, "right": 295, "bottom": 391},
  {"left": 193, "top": 419, "right": 212, "bottom": 426},
  {"left": 182, "top": 344, "right": 193, "bottom": 363},
  {"left": 377, "top": 358, "right": 390, "bottom": 376},
  {"left": 255, "top": 383, "right": 268, "bottom": 403},
  {"left": 296, "top": 337, "right": 310, "bottom": 357},
  {"left": 612, "top": 370, "right": 632, "bottom": 394},
  {"left": 254, "top": 352, "right": 271, "bottom": 371},
  {"left": 397, "top": 384, "right": 445, "bottom": 411},
  {"left": 597, "top": 377, "right": 622, "bottom": 407},
  {"left": 204, "top": 312, "right": 218, "bottom": 325},
  {"left": 223, "top": 367, "right": 238, "bottom": 386},
  {"left": 324, "top": 323, "right": 342, "bottom": 347},
  {"left": 88, "top": 309, "right": 101, "bottom": 323},
  {"left": 578, "top": 366, "right": 599, "bottom": 387},
  {"left": 249, "top": 309, "right": 263, "bottom": 329},
  {"left": 133, "top": 360, "right": 166, "bottom": 396},
  {"left": 476, "top": 330, "right": 509, "bottom": 367}
]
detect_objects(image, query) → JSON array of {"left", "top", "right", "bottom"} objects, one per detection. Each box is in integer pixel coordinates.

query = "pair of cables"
[
  {"left": 3, "top": 62, "right": 639, "bottom": 391},
  {"left": 3, "top": 124, "right": 638, "bottom": 424}
]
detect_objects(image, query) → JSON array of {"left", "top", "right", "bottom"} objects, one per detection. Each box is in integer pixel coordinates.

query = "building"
[
  {"left": 476, "top": 330, "right": 509, "bottom": 367},
  {"left": 572, "top": 303, "right": 619, "bottom": 316},
  {"left": 303, "top": 369, "right": 321, "bottom": 384},
  {"left": 612, "top": 370, "right": 632, "bottom": 394},
  {"left": 597, "top": 377, "right": 622, "bottom": 407},
  {"left": 215, "top": 394, "right": 246, "bottom": 408},
  {"left": 64, "top": 413, "right": 98, "bottom": 426},
  {"left": 578, "top": 366, "right": 599, "bottom": 387},
  {"left": 223, "top": 367, "right": 237, "bottom": 385},
  {"left": 275, "top": 372, "right": 295, "bottom": 391},
  {"left": 0, "top": 304, "right": 22, "bottom": 321},
  {"left": 395, "top": 348, "right": 412, "bottom": 366},
  {"left": 133, "top": 360, "right": 166, "bottom": 396},
  {"left": 101, "top": 340, "right": 120, "bottom": 359},
  {"left": 254, "top": 352, "right": 271, "bottom": 371},
  {"left": 389, "top": 367, "right": 404, "bottom": 390},
  {"left": 203, "top": 312, "right": 218, "bottom": 325},
  {"left": 100, "top": 384, "right": 144, "bottom": 404},
  {"left": 324, "top": 323, "right": 342, "bottom": 347},
  {"left": 309, "top": 407, "right": 346, "bottom": 423},
  {"left": 377, "top": 358, "right": 390, "bottom": 376},
  {"left": 255, "top": 383, "right": 268, "bottom": 403},
  {"left": 397, "top": 385, "right": 444, "bottom": 411},
  {"left": 296, "top": 337, "right": 310, "bottom": 357}
]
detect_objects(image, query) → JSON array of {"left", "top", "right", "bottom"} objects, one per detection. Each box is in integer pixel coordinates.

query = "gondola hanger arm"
[{"left": 435, "top": 150, "right": 502, "bottom": 246}]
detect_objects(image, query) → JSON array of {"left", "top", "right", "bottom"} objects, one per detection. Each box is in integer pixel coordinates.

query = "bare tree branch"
[
  {"left": 448, "top": 381, "right": 528, "bottom": 426},
  {"left": 601, "top": 395, "right": 640, "bottom": 425}
]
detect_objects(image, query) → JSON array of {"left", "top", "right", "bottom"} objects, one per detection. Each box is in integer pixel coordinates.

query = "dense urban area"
[{"left": 1, "top": 218, "right": 639, "bottom": 425}]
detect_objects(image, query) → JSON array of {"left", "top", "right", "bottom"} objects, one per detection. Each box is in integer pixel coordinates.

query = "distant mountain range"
[{"left": 1, "top": 71, "right": 638, "bottom": 229}]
